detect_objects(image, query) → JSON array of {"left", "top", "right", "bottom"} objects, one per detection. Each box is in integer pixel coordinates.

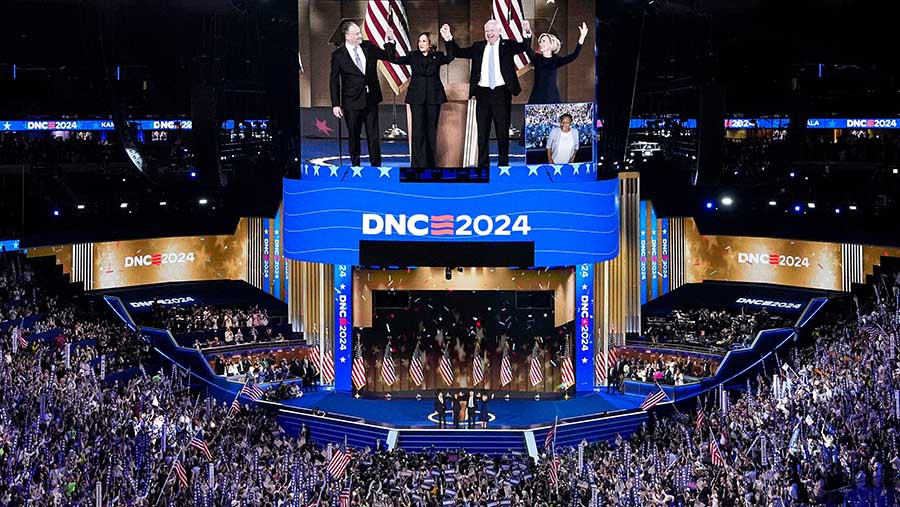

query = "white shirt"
[
  {"left": 478, "top": 40, "right": 505, "bottom": 89},
  {"left": 345, "top": 42, "right": 366, "bottom": 73},
  {"left": 551, "top": 128, "right": 578, "bottom": 164}
]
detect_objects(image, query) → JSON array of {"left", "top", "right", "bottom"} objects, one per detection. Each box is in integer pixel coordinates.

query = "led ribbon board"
[{"left": 282, "top": 168, "right": 620, "bottom": 267}]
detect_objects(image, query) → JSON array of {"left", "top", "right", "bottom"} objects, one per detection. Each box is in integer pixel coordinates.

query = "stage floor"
[{"left": 277, "top": 389, "right": 642, "bottom": 428}]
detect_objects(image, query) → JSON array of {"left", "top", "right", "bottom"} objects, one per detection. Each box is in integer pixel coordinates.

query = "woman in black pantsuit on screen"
[{"left": 384, "top": 29, "right": 454, "bottom": 168}]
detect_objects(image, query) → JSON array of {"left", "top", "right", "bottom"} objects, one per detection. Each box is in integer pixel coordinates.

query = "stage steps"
[
  {"left": 277, "top": 411, "right": 391, "bottom": 449},
  {"left": 394, "top": 428, "right": 528, "bottom": 455}
]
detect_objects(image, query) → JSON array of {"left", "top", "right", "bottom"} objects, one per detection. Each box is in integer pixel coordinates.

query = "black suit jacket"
[
  {"left": 445, "top": 37, "right": 531, "bottom": 97},
  {"left": 384, "top": 42, "right": 453, "bottom": 105},
  {"left": 330, "top": 41, "right": 388, "bottom": 111}
]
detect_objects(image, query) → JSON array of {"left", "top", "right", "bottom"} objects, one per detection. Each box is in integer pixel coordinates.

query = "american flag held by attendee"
[
  {"left": 327, "top": 440, "right": 352, "bottom": 479},
  {"left": 363, "top": 0, "right": 412, "bottom": 94},
  {"left": 352, "top": 344, "right": 367, "bottom": 390},
  {"left": 491, "top": 0, "right": 531, "bottom": 74},
  {"left": 190, "top": 432, "right": 213, "bottom": 461},
  {"left": 174, "top": 459, "right": 189, "bottom": 488},
  {"left": 544, "top": 418, "right": 557, "bottom": 450},
  {"left": 382, "top": 344, "right": 397, "bottom": 385},
  {"left": 409, "top": 341, "right": 425, "bottom": 387},
  {"left": 439, "top": 346, "right": 454, "bottom": 386},
  {"left": 640, "top": 383, "right": 669, "bottom": 411},
  {"left": 14, "top": 326, "right": 26, "bottom": 350},
  {"left": 228, "top": 399, "right": 241, "bottom": 417},
  {"left": 696, "top": 402, "right": 705, "bottom": 434},
  {"left": 500, "top": 345, "right": 513, "bottom": 387},
  {"left": 548, "top": 454, "right": 560, "bottom": 486},
  {"left": 339, "top": 478, "right": 352, "bottom": 507},
  {"left": 529, "top": 347, "right": 543, "bottom": 387},
  {"left": 240, "top": 380, "right": 265, "bottom": 401},
  {"left": 709, "top": 439, "right": 725, "bottom": 466}
]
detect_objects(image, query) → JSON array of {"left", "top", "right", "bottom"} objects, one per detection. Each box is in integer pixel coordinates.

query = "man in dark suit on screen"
[
  {"left": 441, "top": 19, "right": 531, "bottom": 169},
  {"left": 330, "top": 21, "right": 390, "bottom": 167}
]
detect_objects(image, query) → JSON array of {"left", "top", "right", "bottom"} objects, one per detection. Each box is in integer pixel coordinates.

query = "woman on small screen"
[
  {"left": 546, "top": 113, "right": 579, "bottom": 164},
  {"left": 526, "top": 22, "right": 589, "bottom": 105}
]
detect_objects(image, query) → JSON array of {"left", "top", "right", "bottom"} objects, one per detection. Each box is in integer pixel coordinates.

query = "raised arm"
[
  {"left": 504, "top": 19, "right": 532, "bottom": 53},
  {"left": 441, "top": 24, "right": 473, "bottom": 59},
  {"left": 555, "top": 42, "right": 582, "bottom": 67},
  {"left": 362, "top": 39, "right": 391, "bottom": 61},
  {"left": 383, "top": 41, "right": 411, "bottom": 66}
]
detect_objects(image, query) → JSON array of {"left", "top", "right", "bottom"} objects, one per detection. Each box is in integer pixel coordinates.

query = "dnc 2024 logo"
[{"left": 361, "top": 214, "right": 531, "bottom": 237}]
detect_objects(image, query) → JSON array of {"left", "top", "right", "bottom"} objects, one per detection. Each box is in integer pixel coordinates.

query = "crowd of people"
[
  {"left": 610, "top": 352, "right": 717, "bottom": 388},
  {"left": 642, "top": 307, "right": 792, "bottom": 351},
  {"left": 212, "top": 349, "right": 317, "bottom": 391},
  {"left": 147, "top": 304, "right": 272, "bottom": 334}
]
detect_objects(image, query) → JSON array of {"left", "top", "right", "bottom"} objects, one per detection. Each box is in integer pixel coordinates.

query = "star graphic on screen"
[
  {"left": 378, "top": 167, "right": 392, "bottom": 178},
  {"left": 340, "top": 356, "right": 347, "bottom": 363},
  {"left": 2, "top": 122, "right": 10, "bottom": 130},
  {"left": 572, "top": 165, "right": 580, "bottom": 175},
  {"left": 339, "top": 283, "right": 346, "bottom": 290},
  {"left": 303, "top": 165, "right": 309, "bottom": 175},
  {"left": 553, "top": 166, "right": 562, "bottom": 175},
  {"left": 499, "top": 166, "right": 511, "bottom": 176},
  {"left": 313, "top": 166, "right": 320, "bottom": 176},
  {"left": 314, "top": 118, "right": 334, "bottom": 135},
  {"left": 352, "top": 166, "right": 363, "bottom": 177},
  {"left": 581, "top": 357, "right": 588, "bottom": 364},
  {"left": 329, "top": 166, "right": 339, "bottom": 177},
  {"left": 528, "top": 166, "right": 538, "bottom": 176},
  {"left": 581, "top": 284, "right": 588, "bottom": 290}
]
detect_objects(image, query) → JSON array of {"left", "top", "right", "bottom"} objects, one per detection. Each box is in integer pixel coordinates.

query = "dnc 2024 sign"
[{"left": 282, "top": 172, "right": 620, "bottom": 267}]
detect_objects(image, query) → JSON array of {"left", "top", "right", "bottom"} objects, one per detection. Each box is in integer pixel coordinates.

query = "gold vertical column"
[
  {"left": 288, "top": 259, "right": 303, "bottom": 332},
  {"left": 668, "top": 217, "right": 687, "bottom": 290},
  {"left": 603, "top": 172, "right": 641, "bottom": 347}
]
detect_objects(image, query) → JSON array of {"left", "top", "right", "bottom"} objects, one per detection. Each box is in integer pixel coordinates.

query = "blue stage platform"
[{"left": 277, "top": 390, "right": 641, "bottom": 429}]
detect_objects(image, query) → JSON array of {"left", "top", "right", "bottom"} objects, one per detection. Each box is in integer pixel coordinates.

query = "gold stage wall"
[{"left": 352, "top": 267, "right": 575, "bottom": 329}]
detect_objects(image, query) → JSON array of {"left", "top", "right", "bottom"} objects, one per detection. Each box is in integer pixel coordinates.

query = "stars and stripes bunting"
[
  {"left": 439, "top": 347, "right": 454, "bottom": 386},
  {"left": 352, "top": 344, "right": 367, "bottom": 391},
  {"left": 190, "top": 432, "right": 213, "bottom": 461},
  {"left": 381, "top": 344, "right": 397, "bottom": 385},
  {"left": 174, "top": 459, "right": 188, "bottom": 488},
  {"left": 363, "top": 0, "right": 412, "bottom": 94},
  {"left": 491, "top": 0, "right": 531, "bottom": 74},
  {"left": 640, "top": 383, "right": 668, "bottom": 411},
  {"left": 409, "top": 341, "right": 424, "bottom": 387},
  {"left": 500, "top": 347, "right": 512, "bottom": 387},
  {"left": 327, "top": 440, "right": 352, "bottom": 479},
  {"left": 529, "top": 347, "right": 543, "bottom": 387}
]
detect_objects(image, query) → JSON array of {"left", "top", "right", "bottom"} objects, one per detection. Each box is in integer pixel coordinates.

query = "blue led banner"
[
  {"left": 650, "top": 206, "right": 658, "bottom": 300},
  {"left": 806, "top": 118, "right": 900, "bottom": 129},
  {"left": 263, "top": 219, "right": 270, "bottom": 293},
  {"left": 273, "top": 213, "right": 282, "bottom": 299},
  {"left": 659, "top": 218, "right": 670, "bottom": 296},
  {"left": 0, "top": 118, "right": 266, "bottom": 131},
  {"left": 334, "top": 264, "right": 353, "bottom": 392},
  {"left": 639, "top": 204, "right": 648, "bottom": 305},
  {"left": 576, "top": 263, "right": 595, "bottom": 392},
  {"left": 283, "top": 174, "right": 620, "bottom": 267}
]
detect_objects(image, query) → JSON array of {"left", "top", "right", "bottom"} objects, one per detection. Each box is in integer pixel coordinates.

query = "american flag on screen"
[
  {"left": 321, "top": 350, "right": 336, "bottom": 384},
  {"left": 352, "top": 343, "right": 367, "bottom": 390},
  {"left": 363, "top": 1, "right": 412, "bottom": 94},
  {"left": 472, "top": 342, "right": 485, "bottom": 386},
  {"left": 439, "top": 346, "right": 454, "bottom": 386},
  {"left": 529, "top": 346, "right": 543, "bottom": 387},
  {"left": 491, "top": 0, "right": 531, "bottom": 74},
  {"left": 560, "top": 336, "right": 575, "bottom": 389}
]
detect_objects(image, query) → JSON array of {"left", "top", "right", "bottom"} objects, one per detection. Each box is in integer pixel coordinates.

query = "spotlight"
[
  {"left": 807, "top": 202, "right": 816, "bottom": 209},
  {"left": 76, "top": 204, "right": 85, "bottom": 210},
  {"left": 120, "top": 202, "right": 128, "bottom": 209},
  {"left": 190, "top": 171, "right": 197, "bottom": 178},
  {"left": 768, "top": 201, "right": 777, "bottom": 206},
  {"left": 849, "top": 205, "right": 858, "bottom": 211},
  {"left": 445, "top": 267, "right": 452, "bottom": 280},
  {"left": 52, "top": 210, "right": 60, "bottom": 216},
  {"left": 720, "top": 196, "right": 734, "bottom": 206},
  {"left": 893, "top": 168, "right": 898, "bottom": 174},
  {"left": 457, "top": 266, "right": 463, "bottom": 273},
  {"left": 794, "top": 205, "right": 801, "bottom": 212},
  {"left": 705, "top": 202, "right": 714, "bottom": 209},
  {"left": 789, "top": 172, "right": 795, "bottom": 177},
  {"left": 159, "top": 201, "right": 167, "bottom": 206},
  {"left": 834, "top": 208, "right": 841, "bottom": 214},
  {"left": 198, "top": 198, "right": 208, "bottom": 205}
]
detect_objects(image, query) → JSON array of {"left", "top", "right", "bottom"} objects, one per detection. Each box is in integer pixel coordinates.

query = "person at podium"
[
  {"left": 383, "top": 29, "right": 454, "bottom": 169},
  {"left": 330, "top": 21, "right": 391, "bottom": 167},
  {"left": 441, "top": 20, "right": 532, "bottom": 169}
]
